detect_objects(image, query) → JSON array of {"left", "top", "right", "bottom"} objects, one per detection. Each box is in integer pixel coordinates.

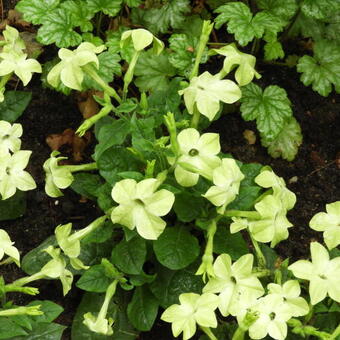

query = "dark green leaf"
[
  {"left": 82, "top": 221, "right": 113, "bottom": 244},
  {"left": 127, "top": 286, "right": 158, "bottom": 331},
  {"left": 79, "top": 240, "right": 113, "bottom": 267},
  {"left": 76, "top": 264, "right": 111, "bottom": 292},
  {"left": 0, "top": 190, "right": 26, "bottom": 221},
  {"left": 227, "top": 186, "right": 262, "bottom": 211},
  {"left": 0, "top": 318, "right": 27, "bottom": 339},
  {"left": 149, "top": 263, "right": 204, "bottom": 308},
  {"left": 153, "top": 226, "right": 200, "bottom": 270},
  {"left": 111, "top": 236, "right": 146, "bottom": 275},
  {"left": 27, "top": 300, "right": 63, "bottom": 323},
  {"left": 301, "top": 0, "right": 340, "bottom": 20},
  {"left": 0, "top": 91, "right": 32, "bottom": 123},
  {"left": 173, "top": 192, "right": 206, "bottom": 222},
  {"left": 213, "top": 225, "right": 248, "bottom": 260},
  {"left": 10, "top": 323, "right": 66, "bottom": 340},
  {"left": 86, "top": 0, "right": 123, "bottom": 16},
  {"left": 71, "top": 173, "right": 103, "bottom": 200},
  {"left": 96, "top": 183, "right": 115, "bottom": 212}
]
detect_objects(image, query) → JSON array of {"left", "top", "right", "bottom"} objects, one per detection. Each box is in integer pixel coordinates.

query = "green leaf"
[
  {"left": 227, "top": 185, "right": 262, "bottom": 210},
  {"left": 240, "top": 83, "right": 292, "bottom": 141},
  {"left": 153, "top": 226, "right": 200, "bottom": 270},
  {"left": 76, "top": 264, "right": 111, "bottom": 292},
  {"left": 21, "top": 236, "right": 57, "bottom": 275},
  {"left": 262, "top": 117, "right": 302, "bottom": 161},
  {"left": 0, "top": 190, "right": 26, "bottom": 221},
  {"left": 86, "top": 0, "right": 123, "bottom": 16},
  {"left": 215, "top": 2, "right": 280, "bottom": 46},
  {"left": 131, "top": 0, "right": 190, "bottom": 34},
  {"left": 134, "top": 50, "right": 176, "bottom": 92},
  {"left": 127, "top": 286, "right": 158, "bottom": 331},
  {"left": 0, "top": 91, "right": 32, "bottom": 123},
  {"left": 297, "top": 40, "right": 340, "bottom": 96},
  {"left": 60, "top": 0, "right": 95, "bottom": 32},
  {"left": 82, "top": 51, "right": 122, "bottom": 90},
  {"left": 130, "top": 116, "right": 156, "bottom": 153},
  {"left": 37, "top": 8, "right": 82, "bottom": 47},
  {"left": 96, "top": 183, "right": 115, "bottom": 211},
  {"left": 213, "top": 225, "right": 248, "bottom": 260},
  {"left": 239, "top": 163, "right": 263, "bottom": 187},
  {"left": 10, "top": 323, "right": 66, "bottom": 340},
  {"left": 82, "top": 221, "right": 113, "bottom": 244},
  {"left": 71, "top": 173, "right": 103, "bottom": 200},
  {"left": 79, "top": 240, "right": 113, "bottom": 267},
  {"left": 149, "top": 263, "right": 204, "bottom": 308},
  {"left": 301, "top": 0, "right": 340, "bottom": 20},
  {"left": 257, "top": 0, "right": 297, "bottom": 24},
  {"left": 124, "top": 0, "right": 141, "bottom": 7},
  {"left": 264, "top": 40, "right": 284, "bottom": 60},
  {"left": 0, "top": 318, "right": 27, "bottom": 339},
  {"left": 15, "top": 0, "right": 60, "bottom": 25},
  {"left": 173, "top": 192, "right": 206, "bottom": 222},
  {"left": 111, "top": 236, "right": 146, "bottom": 275},
  {"left": 94, "top": 119, "right": 130, "bottom": 160},
  {"left": 27, "top": 300, "right": 63, "bottom": 323}
]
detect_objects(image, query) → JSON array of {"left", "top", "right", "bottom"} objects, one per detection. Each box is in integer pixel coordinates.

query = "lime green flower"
[
  {"left": 43, "top": 151, "right": 74, "bottom": 198},
  {"left": 0, "top": 229, "right": 20, "bottom": 266},
  {"left": 0, "top": 305, "right": 42, "bottom": 317},
  {"left": 169, "top": 128, "right": 221, "bottom": 187},
  {"left": 203, "top": 254, "right": 264, "bottom": 317},
  {"left": 0, "top": 121, "right": 22, "bottom": 154},
  {"left": 309, "top": 201, "right": 340, "bottom": 250},
  {"left": 0, "top": 150, "right": 36, "bottom": 200},
  {"left": 203, "top": 158, "right": 244, "bottom": 212},
  {"left": 1, "top": 25, "right": 25, "bottom": 54},
  {"left": 47, "top": 42, "right": 105, "bottom": 90},
  {"left": 0, "top": 51, "right": 41, "bottom": 86},
  {"left": 213, "top": 43, "right": 261, "bottom": 86},
  {"left": 267, "top": 280, "right": 309, "bottom": 317},
  {"left": 288, "top": 242, "right": 340, "bottom": 305},
  {"left": 83, "top": 280, "right": 118, "bottom": 335},
  {"left": 247, "top": 294, "right": 292, "bottom": 340},
  {"left": 111, "top": 178, "right": 175, "bottom": 240},
  {"left": 161, "top": 292, "right": 219, "bottom": 340},
  {"left": 179, "top": 71, "right": 241, "bottom": 121},
  {"left": 121, "top": 28, "right": 164, "bottom": 54}
]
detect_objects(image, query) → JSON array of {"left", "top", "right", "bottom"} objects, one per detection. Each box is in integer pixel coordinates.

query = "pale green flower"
[
  {"left": 0, "top": 229, "right": 20, "bottom": 266},
  {"left": 40, "top": 246, "right": 73, "bottom": 296},
  {"left": 47, "top": 42, "right": 105, "bottom": 90},
  {"left": 0, "top": 305, "right": 42, "bottom": 317},
  {"left": 309, "top": 201, "right": 340, "bottom": 250},
  {"left": 214, "top": 43, "right": 261, "bottom": 86},
  {"left": 255, "top": 169, "right": 296, "bottom": 211},
  {"left": 203, "top": 254, "right": 264, "bottom": 317},
  {"left": 111, "top": 178, "right": 175, "bottom": 240},
  {"left": 288, "top": 242, "right": 340, "bottom": 305},
  {"left": 1, "top": 25, "right": 25, "bottom": 54},
  {"left": 0, "top": 121, "right": 22, "bottom": 153},
  {"left": 178, "top": 71, "right": 241, "bottom": 121},
  {"left": 230, "top": 195, "right": 293, "bottom": 247},
  {"left": 169, "top": 128, "right": 221, "bottom": 187},
  {"left": 0, "top": 51, "right": 41, "bottom": 86},
  {"left": 161, "top": 292, "right": 219, "bottom": 340},
  {"left": 203, "top": 158, "right": 244, "bottom": 212},
  {"left": 247, "top": 294, "right": 292, "bottom": 340},
  {"left": 55, "top": 216, "right": 106, "bottom": 269},
  {"left": 0, "top": 150, "right": 36, "bottom": 200},
  {"left": 43, "top": 151, "right": 73, "bottom": 198},
  {"left": 121, "top": 28, "right": 164, "bottom": 54},
  {"left": 267, "top": 280, "right": 309, "bottom": 317},
  {"left": 83, "top": 280, "right": 118, "bottom": 336}
]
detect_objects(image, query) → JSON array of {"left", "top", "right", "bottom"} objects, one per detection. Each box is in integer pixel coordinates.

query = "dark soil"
[{"left": 1, "top": 2, "right": 339, "bottom": 339}]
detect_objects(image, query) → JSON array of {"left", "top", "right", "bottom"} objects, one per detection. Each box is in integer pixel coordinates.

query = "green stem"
[
  {"left": 69, "top": 216, "right": 107, "bottom": 242},
  {"left": 98, "top": 280, "right": 118, "bottom": 320},
  {"left": 224, "top": 210, "right": 261, "bottom": 219},
  {"left": 96, "top": 12, "right": 103, "bottom": 35},
  {"left": 329, "top": 323, "right": 340, "bottom": 340},
  {"left": 0, "top": 73, "right": 12, "bottom": 88},
  {"left": 304, "top": 304, "right": 314, "bottom": 323},
  {"left": 250, "top": 38, "right": 259, "bottom": 56},
  {"left": 190, "top": 20, "right": 214, "bottom": 80},
  {"left": 232, "top": 327, "right": 246, "bottom": 340},
  {"left": 252, "top": 269, "right": 271, "bottom": 278},
  {"left": 83, "top": 65, "right": 121, "bottom": 103},
  {"left": 123, "top": 50, "right": 141, "bottom": 100},
  {"left": 200, "top": 327, "right": 218, "bottom": 340},
  {"left": 164, "top": 112, "right": 180, "bottom": 156},
  {"left": 13, "top": 272, "right": 46, "bottom": 287},
  {"left": 190, "top": 106, "right": 200, "bottom": 129},
  {"left": 248, "top": 232, "right": 266, "bottom": 269},
  {"left": 63, "top": 162, "right": 98, "bottom": 173}
]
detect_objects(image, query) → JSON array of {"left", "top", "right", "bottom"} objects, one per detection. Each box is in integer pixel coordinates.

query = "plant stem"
[
  {"left": 190, "top": 20, "right": 214, "bottom": 80},
  {"left": 69, "top": 216, "right": 107, "bottom": 242},
  {"left": 64, "top": 162, "right": 98, "bottom": 173},
  {"left": 164, "top": 112, "right": 180, "bottom": 156},
  {"left": 248, "top": 232, "right": 266, "bottom": 269},
  {"left": 96, "top": 12, "right": 103, "bottom": 36},
  {"left": 200, "top": 327, "right": 218, "bottom": 340},
  {"left": 224, "top": 210, "right": 261, "bottom": 219},
  {"left": 123, "top": 50, "right": 141, "bottom": 101},
  {"left": 250, "top": 38, "right": 259, "bottom": 56},
  {"left": 83, "top": 65, "right": 121, "bottom": 103},
  {"left": 232, "top": 327, "right": 246, "bottom": 340},
  {"left": 190, "top": 106, "right": 200, "bottom": 129},
  {"left": 329, "top": 323, "right": 340, "bottom": 340}
]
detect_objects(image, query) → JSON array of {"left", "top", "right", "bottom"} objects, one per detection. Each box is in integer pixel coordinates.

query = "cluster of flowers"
[{"left": 0, "top": 120, "right": 36, "bottom": 200}]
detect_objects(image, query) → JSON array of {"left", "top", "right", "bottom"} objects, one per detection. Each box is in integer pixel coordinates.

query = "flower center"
[
  {"left": 5, "top": 167, "right": 11, "bottom": 175},
  {"left": 318, "top": 274, "right": 327, "bottom": 280},
  {"left": 269, "top": 312, "right": 276, "bottom": 320},
  {"left": 2, "top": 134, "right": 10, "bottom": 139},
  {"left": 230, "top": 276, "right": 237, "bottom": 284},
  {"left": 189, "top": 148, "right": 199, "bottom": 157},
  {"left": 134, "top": 199, "right": 145, "bottom": 206}
]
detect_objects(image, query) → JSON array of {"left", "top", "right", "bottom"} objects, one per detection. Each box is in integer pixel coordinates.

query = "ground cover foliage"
[{"left": 0, "top": 0, "right": 339, "bottom": 339}]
